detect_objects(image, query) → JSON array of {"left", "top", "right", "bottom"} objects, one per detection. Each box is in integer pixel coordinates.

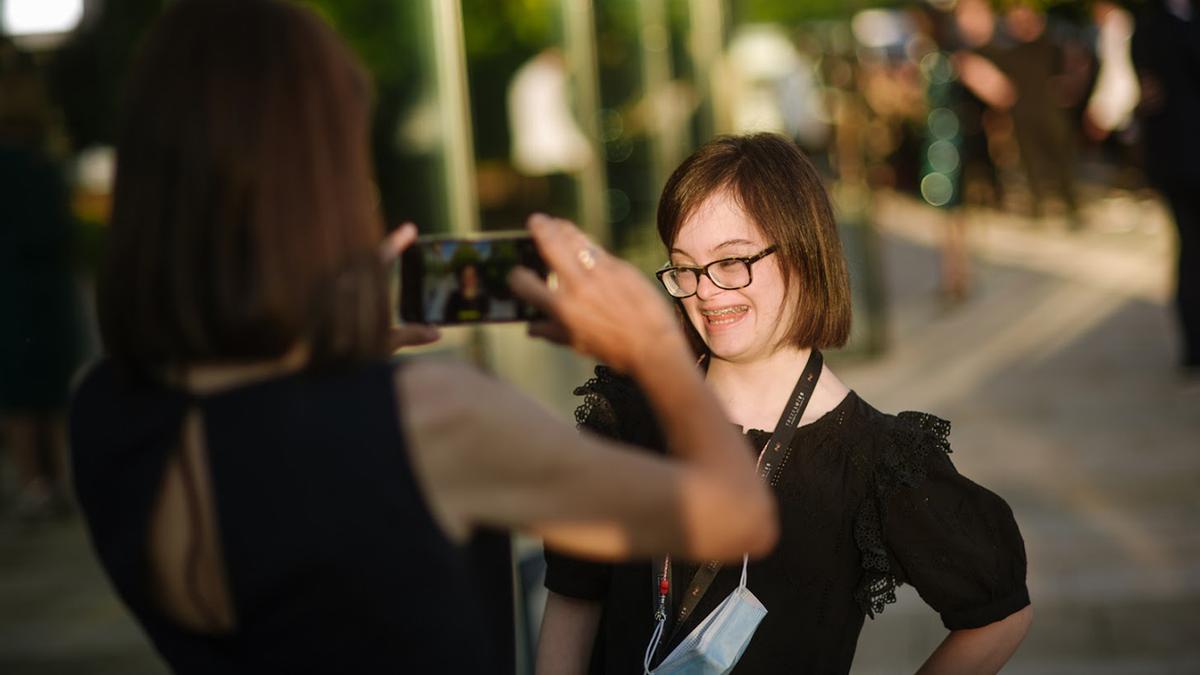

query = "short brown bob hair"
[
  {"left": 100, "top": 0, "right": 390, "bottom": 379},
  {"left": 656, "top": 133, "right": 851, "bottom": 350}
]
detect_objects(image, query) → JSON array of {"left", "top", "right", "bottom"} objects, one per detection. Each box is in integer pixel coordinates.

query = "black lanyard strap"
[{"left": 651, "top": 349, "right": 823, "bottom": 647}]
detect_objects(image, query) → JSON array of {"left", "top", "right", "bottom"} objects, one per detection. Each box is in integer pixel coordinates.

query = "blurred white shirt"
[{"left": 507, "top": 50, "right": 592, "bottom": 176}]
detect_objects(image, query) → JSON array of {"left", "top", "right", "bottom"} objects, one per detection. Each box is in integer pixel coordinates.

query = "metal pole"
[
  {"left": 430, "top": 0, "right": 479, "bottom": 236},
  {"left": 687, "top": 0, "right": 727, "bottom": 138},
  {"left": 562, "top": 0, "right": 611, "bottom": 247},
  {"left": 637, "top": 0, "right": 674, "bottom": 192}
]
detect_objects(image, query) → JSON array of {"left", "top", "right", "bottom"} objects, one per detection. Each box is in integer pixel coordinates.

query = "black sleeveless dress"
[
  {"left": 545, "top": 366, "right": 1030, "bottom": 675},
  {"left": 70, "top": 359, "right": 494, "bottom": 674}
]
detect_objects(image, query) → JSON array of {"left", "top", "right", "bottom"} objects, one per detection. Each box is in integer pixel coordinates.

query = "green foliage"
[
  {"left": 462, "top": 0, "right": 559, "bottom": 58},
  {"left": 733, "top": 0, "right": 1096, "bottom": 23},
  {"left": 299, "top": 0, "right": 445, "bottom": 228},
  {"left": 300, "top": 0, "right": 415, "bottom": 85},
  {"left": 734, "top": 0, "right": 900, "bottom": 23}
]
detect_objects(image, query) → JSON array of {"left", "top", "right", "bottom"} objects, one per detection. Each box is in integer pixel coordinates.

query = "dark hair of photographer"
[{"left": 100, "top": 0, "right": 388, "bottom": 381}]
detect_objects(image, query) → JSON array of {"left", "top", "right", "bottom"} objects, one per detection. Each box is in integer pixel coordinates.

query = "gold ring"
[{"left": 577, "top": 247, "right": 597, "bottom": 271}]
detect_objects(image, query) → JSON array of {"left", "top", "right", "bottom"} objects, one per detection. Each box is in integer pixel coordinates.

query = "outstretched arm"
[{"left": 398, "top": 214, "right": 778, "bottom": 562}]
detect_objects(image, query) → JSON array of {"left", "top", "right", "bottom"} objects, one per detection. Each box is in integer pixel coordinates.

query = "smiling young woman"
[{"left": 537, "top": 134, "right": 1032, "bottom": 675}]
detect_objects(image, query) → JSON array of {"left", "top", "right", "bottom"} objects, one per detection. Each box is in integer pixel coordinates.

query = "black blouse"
[{"left": 544, "top": 367, "right": 1029, "bottom": 675}]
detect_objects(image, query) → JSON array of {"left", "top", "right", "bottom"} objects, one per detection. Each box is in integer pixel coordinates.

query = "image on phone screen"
[{"left": 399, "top": 233, "right": 549, "bottom": 325}]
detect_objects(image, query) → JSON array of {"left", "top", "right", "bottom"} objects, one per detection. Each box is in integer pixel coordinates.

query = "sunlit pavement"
[
  {"left": 0, "top": 514, "right": 166, "bottom": 674},
  {"left": 846, "top": 191, "right": 1200, "bottom": 674},
  {"left": 1, "top": 189, "right": 1198, "bottom": 674}
]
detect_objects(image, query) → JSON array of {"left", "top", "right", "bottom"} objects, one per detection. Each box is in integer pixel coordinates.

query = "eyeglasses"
[{"left": 655, "top": 246, "right": 777, "bottom": 299}]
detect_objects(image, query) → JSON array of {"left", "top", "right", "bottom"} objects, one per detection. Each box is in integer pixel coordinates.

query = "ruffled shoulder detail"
[
  {"left": 573, "top": 365, "right": 629, "bottom": 438},
  {"left": 853, "top": 410, "right": 952, "bottom": 618},
  {"left": 572, "top": 366, "right": 663, "bottom": 451}
]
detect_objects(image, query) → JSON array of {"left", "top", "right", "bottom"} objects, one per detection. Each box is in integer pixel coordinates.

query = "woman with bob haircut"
[
  {"left": 68, "top": 1, "right": 779, "bottom": 673},
  {"left": 538, "top": 133, "right": 1032, "bottom": 675}
]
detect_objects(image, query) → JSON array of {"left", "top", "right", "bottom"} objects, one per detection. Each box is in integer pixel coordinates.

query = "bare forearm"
[
  {"left": 628, "top": 335, "right": 750, "bottom": 477},
  {"left": 626, "top": 336, "right": 778, "bottom": 558},
  {"left": 917, "top": 606, "right": 1033, "bottom": 675}
]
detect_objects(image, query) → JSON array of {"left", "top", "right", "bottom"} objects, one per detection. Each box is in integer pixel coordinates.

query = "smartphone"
[{"left": 398, "top": 231, "right": 550, "bottom": 325}]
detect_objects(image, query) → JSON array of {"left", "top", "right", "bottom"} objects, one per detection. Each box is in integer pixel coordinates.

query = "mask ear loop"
[
  {"left": 644, "top": 615, "right": 665, "bottom": 675},
  {"left": 738, "top": 441, "right": 764, "bottom": 592},
  {"left": 645, "top": 443, "right": 765, "bottom": 673}
]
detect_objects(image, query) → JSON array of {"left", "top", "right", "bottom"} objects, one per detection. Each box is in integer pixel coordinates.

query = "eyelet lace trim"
[
  {"left": 573, "top": 366, "right": 641, "bottom": 439},
  {"left": 854, "top": 411, "right": 952, "bottom": 618}
]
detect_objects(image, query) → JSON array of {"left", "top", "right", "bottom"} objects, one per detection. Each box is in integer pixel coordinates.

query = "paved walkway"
[{"left": 1, "top": 190, "right": 1196, "bottom": 674}]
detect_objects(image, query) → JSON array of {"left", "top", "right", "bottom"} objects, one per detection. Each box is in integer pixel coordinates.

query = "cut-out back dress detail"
[{"left": 71, "top": 360, "right": 494, "bottom": 674}]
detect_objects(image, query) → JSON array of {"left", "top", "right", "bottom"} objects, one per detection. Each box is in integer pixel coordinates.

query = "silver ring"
[{"left": 577, "top": 246, "right": 598, "bottom": 271}]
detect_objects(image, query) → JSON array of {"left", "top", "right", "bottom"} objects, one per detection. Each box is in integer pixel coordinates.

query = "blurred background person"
[
  {"left": 953, "top": 0, "right": 1013, "bottom": 211},
  {"left": 724, "top": 23, "right": 831, "bottom": 159},
  {"left": 0, "top": 43, "right": 84, "bottom": 523},
  {"left": 506, "top": 47, "right": 593, "bottom": 221},
  {"left": 909, "top": 1, "right": 1014, "bottom": 304},
  {"left": 68, "top": 2, "right": 777, "bottom": 673},
  {"left": 1132, "top": 0, "right": 1200, "bottom": 374},
  {"left": 909, "top": 6, "right": 954, "bottom": 304},
  {"left": 994, "top": 2, "right": 1081, "bottom": 226},
  {"left": 911, "top": 5, "right": 973, "bottom": 304},
  {"left": 1083, "top": 2, "right": 1139, "bottom": 149}
]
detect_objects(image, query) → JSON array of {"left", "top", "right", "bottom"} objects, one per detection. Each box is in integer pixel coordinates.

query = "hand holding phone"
[
  {"left": 509, "top": 215, "right": 685, "bottom": 375},
  {"left": 381, "top": 224, "right": 441, "bottom": 348},
  {"left": 398, "top": 231, "right": 549, "bottom": 325}
]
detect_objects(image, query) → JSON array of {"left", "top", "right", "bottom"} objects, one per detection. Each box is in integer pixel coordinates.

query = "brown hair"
[
  {"left": 100, "top": 0, "right": 389, "bottom": 379},
  {"left": 656, "top": 133, "right": 851, "bottom": 350}
]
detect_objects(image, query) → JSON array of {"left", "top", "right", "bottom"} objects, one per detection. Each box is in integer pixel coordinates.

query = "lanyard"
[{"left": 650, "top": 349, "right": 823, "bottom": 650}]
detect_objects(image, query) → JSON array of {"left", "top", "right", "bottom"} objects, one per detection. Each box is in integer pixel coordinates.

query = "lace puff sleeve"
[
  {"left": 854, "top": 412, "right": 1030, "bottom": 630},
  {"left": 543, "top": 366, "right": 663, "bottom": 601}
]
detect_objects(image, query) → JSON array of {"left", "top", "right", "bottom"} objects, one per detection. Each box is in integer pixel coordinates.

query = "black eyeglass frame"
[{"left": 654, "top": 246, "right": 778, "bottom": 299}]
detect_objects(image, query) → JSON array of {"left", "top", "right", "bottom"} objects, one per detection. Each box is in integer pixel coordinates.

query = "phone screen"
[{"left": 399, "top": 232, "right": 549, "bottom": 325}]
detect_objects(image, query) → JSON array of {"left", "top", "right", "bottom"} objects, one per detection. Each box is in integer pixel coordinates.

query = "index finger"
[
  {"left": 526, "top": 214, "right": 593, "bottom": 289},
  {"left": 508, "top": 266, "right": 559, "bottom": 319},
  {"left": 380, "top": 222, "right": 418, "bottom": 263}
]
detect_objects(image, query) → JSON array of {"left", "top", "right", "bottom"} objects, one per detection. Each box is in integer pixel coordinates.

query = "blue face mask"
[{"left": 644, "top": 555, "right": 767, "bottom": 675}]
